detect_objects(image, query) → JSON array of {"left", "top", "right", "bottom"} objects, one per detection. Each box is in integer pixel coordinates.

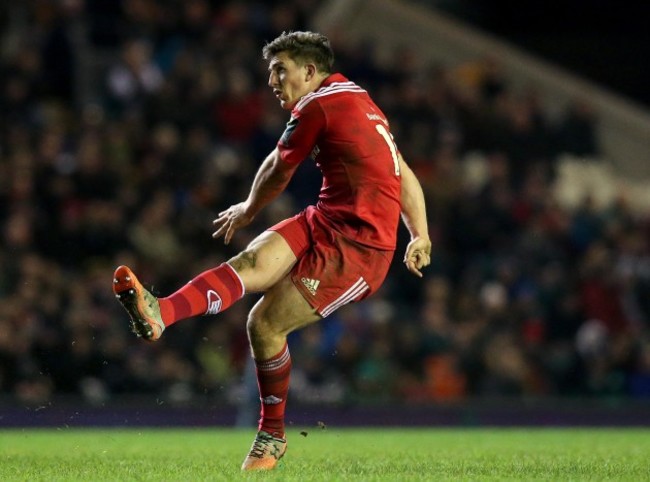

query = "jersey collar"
[{"left": 319, "top": 73, "right": 349, "bottom": 88}]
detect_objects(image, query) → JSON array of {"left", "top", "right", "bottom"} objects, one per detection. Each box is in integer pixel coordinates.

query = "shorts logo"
[
  {"left": 206, "top": 290, "right": 222, "bottom": 315},
  {"left": 301, "top": 277, "right": 320, "bottom": 295}
]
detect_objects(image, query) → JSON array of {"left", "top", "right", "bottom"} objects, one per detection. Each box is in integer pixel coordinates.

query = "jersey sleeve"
[{"left": 277, "top": 100, "right": 325, "bottom": 166}]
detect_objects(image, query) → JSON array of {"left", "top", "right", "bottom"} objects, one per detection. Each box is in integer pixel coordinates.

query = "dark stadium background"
[
  {"left": 1, "top": 0, "right": 649, "bottom": 427},
  {"left": 436, "top": 0, "right": 650, "bottom": 107}
]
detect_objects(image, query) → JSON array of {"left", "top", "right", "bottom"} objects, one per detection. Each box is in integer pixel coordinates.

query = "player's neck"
[{"left": 311, "top": 72, "right": 330, "bottom": 91}]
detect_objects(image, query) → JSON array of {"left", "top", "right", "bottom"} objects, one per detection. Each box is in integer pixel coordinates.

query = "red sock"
[
  {"left": 157, "top": 263, "right": 244, "bottom": 326},
  {"left": 256, "top": 343, "right": 291, "bottom": 438}
]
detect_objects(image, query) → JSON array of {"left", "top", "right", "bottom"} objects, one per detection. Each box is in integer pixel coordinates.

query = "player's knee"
[
  {"left": 228, "top": 249, "right": 257, "bottom": 274},
  {"left": 246, "top": 304, "right": 277, "bottom": 342}
]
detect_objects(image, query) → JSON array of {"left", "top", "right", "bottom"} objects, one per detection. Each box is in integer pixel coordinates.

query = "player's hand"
[
  {"left": 212, "top": 202, "right": 254, "bottom": 245},
  {"left": 403, "top": 236, "right": 431, "bottom": 278}
]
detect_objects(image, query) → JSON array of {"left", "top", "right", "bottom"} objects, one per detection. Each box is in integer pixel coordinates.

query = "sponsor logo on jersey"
[
  {"left": 366, "top": 112, "right": 388, "bottom": 125},
  {"left": 309, "top": 145, "right": 320, "bottom": 161},
  {"left": 280, "top": 116, "right": 299, "bottom": 145},
  {"left": 262, "top": 395, "right": 283, "bottom": 405},
  {"left": 301, "top": 277, "right": 320, "bottom": 295},
  {"left": 205, "top": 290, "right": 222, "bottom": 315}
]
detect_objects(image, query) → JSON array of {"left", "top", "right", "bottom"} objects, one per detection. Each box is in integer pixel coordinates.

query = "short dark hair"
[{"left": 263, "top": 31, "right": 334, "bottom": 74}]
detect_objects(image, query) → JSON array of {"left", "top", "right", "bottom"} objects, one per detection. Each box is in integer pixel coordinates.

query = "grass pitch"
[{"left": 1, "top": 427, "right": 649, "bottom": 481}]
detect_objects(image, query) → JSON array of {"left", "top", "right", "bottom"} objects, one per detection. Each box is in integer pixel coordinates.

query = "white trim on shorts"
[{"left": 319, "top": 276, "right": 369, "bottom": 317}]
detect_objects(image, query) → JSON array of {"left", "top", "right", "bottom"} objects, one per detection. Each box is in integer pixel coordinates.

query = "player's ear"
[{"left": 304, "top": 63, "right": 317, "bottom": 81}]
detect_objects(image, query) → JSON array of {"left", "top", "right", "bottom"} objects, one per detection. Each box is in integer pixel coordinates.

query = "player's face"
[{"left": 267, "top": 52, "right": 312, "bottom": 110}]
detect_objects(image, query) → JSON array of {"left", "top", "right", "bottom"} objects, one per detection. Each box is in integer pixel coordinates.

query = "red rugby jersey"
[{"left": 277, "top": 73, "right": 402, "bottom": 250}]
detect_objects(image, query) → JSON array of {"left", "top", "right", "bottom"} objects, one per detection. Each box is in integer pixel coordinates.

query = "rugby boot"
[
  {"left": 112, "top": 265, "right": 165, "bottom": 341},
  {"left": 241, "top": 431, "right": 287, "bottom": 471}
]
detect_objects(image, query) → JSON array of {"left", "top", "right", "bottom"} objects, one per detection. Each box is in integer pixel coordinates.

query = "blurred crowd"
[{"left": 1, "top": 0, "right": 649, "bottom": 410}]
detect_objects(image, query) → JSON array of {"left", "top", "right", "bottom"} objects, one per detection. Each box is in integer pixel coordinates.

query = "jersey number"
[{"left": 375, "top": 124, "right": 400, "bottom": 176}]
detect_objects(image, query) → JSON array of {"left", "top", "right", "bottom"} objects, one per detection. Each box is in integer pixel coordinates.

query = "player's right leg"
[{"left": 112, "top": 230, "right": 298, "bottom": 341}]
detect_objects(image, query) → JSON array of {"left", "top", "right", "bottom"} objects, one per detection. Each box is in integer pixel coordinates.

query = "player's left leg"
[{"left": 241, "top": 274, "right": 322, "bottom": 471}]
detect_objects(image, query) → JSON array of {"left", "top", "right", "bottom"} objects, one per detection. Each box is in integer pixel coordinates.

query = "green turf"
[{"left": 0, "top": 427, "right": 649, "bottom": 481}]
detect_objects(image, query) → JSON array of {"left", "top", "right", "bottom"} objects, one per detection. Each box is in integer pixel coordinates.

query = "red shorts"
[{"left": 269, "top": 206, "right": 394, "bottom": 317}]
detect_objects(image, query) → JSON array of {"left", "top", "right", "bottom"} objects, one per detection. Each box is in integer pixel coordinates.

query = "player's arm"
[
  {"left": 245, "top": 146, "right": 297, "bottom": 215},
  {"left": 214, "top": 102, "right": 322, "bottom": 244},
  {"left": 212, "top": 147, "right": 297, "bottom": 244},
  {"left": 399, "top": 154, "right": 431, "bottom": 277}
]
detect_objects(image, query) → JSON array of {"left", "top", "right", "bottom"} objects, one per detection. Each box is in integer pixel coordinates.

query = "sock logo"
[
  {"left": 261, "top": 395, "right": 283, "bottom": 405},
  {"left": 206, "top": 290, "right": 222, "bottom": 315},
  {"left": 301, "top": 277, "right": 320, "bottom": 295}
]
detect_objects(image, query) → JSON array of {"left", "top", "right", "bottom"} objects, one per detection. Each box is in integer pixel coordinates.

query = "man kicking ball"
[{"left": 113, "top": 30, "right": 430, "bottom": 470}]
